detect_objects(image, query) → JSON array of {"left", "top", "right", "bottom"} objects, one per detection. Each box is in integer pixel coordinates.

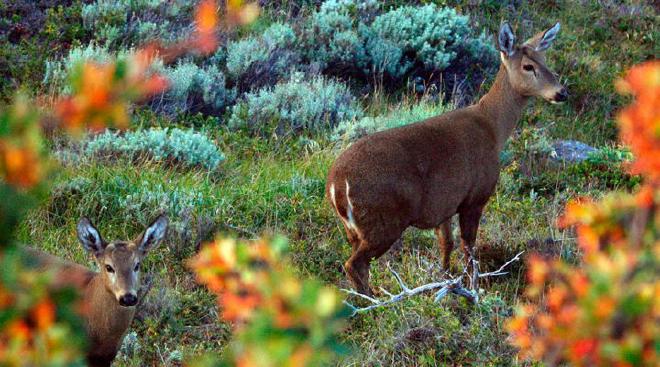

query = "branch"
[
  {"left": 342, "top": 265, "right": 474, "bottom": 316},
  {"left": 342, "top": 251, "right": 524, "bottom": 315},
  {"left": 479, "top": 251, "right": 524, "bottom": 278}
]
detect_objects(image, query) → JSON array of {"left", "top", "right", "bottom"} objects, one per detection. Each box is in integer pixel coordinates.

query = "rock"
[{"left": 550, "top": 140, "right": 597, "bottom": 163}]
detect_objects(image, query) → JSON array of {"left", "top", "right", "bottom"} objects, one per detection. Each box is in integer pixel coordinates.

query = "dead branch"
[{"left": 342, "top": 251, "right": 524, "bottom": 316}]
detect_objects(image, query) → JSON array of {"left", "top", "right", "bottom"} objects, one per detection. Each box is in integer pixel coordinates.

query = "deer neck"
[
  {"left": 476, "top": 64, "right": 529, "bottom": 151},
  {"left": 84, "top": 274, "right": 135, "bottom": 348}
]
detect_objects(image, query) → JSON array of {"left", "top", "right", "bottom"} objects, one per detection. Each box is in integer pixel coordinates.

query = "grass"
[
  {"left": 16, "top": 112, "right": 638, "bottom": 365},
  {"left": 8, "top": 0, "right": 655, "bottom": 365}
]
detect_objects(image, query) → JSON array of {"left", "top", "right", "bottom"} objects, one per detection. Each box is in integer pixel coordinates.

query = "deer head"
[
  {"left": 497, "top": 22, "right": 568, "bottom": 104},
  {"left": 77, "top": 215, "right": 168, "bottom": 307}
]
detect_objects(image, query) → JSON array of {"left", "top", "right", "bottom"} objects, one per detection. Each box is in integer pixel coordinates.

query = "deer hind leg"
[
  {"left": 435, "top": 219, "right": 454, "bottom": 271},
  {"left": 345, "top": 232, "right": 401, "bottom": 297},
  {"left": 459, "top": 206, "right": 484, "bottom": 290}
]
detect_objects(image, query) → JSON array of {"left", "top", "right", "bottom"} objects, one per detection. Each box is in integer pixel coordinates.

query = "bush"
[
  {"left": 81, "top": 0, "right": 194, "bottom": 48},
  {"left": 225, "top": 23, "right": 300, "bottom": 92},
  {"left": 155, "top": 61, "right": 235, "bottom": 116},
  {"left": 228, "top": 72, "right": 362, "bottom": 135},
  {"left": 80, "top": 128, "right": 225, "bottom": 170},
  {"left": 365, "top": 4, "right": 496, "bottom": 79},
  {"left": 302, "top": 1, "right": 496, "bottom": 84},
  {"left": 300, "top": 0, "right": 379, "bottom": 74},
  {"left": 44, "top": 43, "right": 132, "bottom": 93},
  {"left": 332, "top": 99, "right": 448, "bottom": 141}
]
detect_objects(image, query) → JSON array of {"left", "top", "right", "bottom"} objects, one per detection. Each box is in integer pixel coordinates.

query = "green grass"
[
  {"left": 8, "top": 0, "right": 655, "bottom": 365},
  {"left": 16, "top": 114, "right": 638, "bottom": 365}
]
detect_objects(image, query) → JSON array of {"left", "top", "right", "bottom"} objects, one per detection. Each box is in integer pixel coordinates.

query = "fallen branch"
[{"left": 342, "top": 251, "right": 524, "bottom": 315}]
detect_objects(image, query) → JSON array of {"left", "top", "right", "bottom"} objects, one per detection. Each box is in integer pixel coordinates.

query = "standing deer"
[
  {"left": 327, "top": 22, "right": 567, "bottom": 296},
  {"left": 26, "top": 215, "right": 168, "bottom": 367}
]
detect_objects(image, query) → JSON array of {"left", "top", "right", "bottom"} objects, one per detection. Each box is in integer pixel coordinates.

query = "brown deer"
[
  {"left": 327, "top": 22, "right": 567, "bottom": 296},
  {"left": 26, "top": 215, "right": 168, "bottom": 367}
]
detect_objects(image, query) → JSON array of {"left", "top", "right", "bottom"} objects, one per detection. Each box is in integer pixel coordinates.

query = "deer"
[
  {"left": 25, "top": 215, "right": 168, "bottom": 367},
  {"left": 326, "top": 22, "right": 567, "bottom": 296}
]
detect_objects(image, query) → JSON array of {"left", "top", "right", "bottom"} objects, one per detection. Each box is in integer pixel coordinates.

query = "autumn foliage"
[
  {"left": 507, "top": 61, "right": 659, "bottom": 366},
  {"left": 188, "top": 237, "right": 348, "bottom": 366}
]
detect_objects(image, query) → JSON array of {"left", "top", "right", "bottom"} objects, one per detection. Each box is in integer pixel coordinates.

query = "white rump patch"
[
  {"left": 329, "top": 183, "right": 337, "bottom": 210},
  {"left": 344, "top": 180, "right": 359, "bottom": 233}
]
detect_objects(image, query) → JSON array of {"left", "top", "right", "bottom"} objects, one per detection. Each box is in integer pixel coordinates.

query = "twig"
[
  {"left": 343, "top": 251, "right": 524, "bottom": 315},
  {"left": 479, "top": 251, "right": 524, "bottom": 278}
]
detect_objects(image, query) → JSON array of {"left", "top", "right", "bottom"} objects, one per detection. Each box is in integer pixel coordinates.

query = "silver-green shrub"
[
  {"left": 332, "top": 99, "right": 449, "bottom": 141},
  {"left": 228, "top": 72, "right": 363, "bottom": 134},
  {"left": 225, "top": 23, "right": 299, "bottom": 92},
  {"left": 83, "top": 128, "right": 225, "bottom": 170},
  {"left": 155, "top": 61, "right": 235, "bottom": 116},
  {"left": 365, "top": 4, "right": 496, "bottom": 79},
  {"left": 300, "top": 0, "right": 381, "bottom": 72},
  {"left": 303, "top": 1, "right": 495, "bottom": 80},
  {"left": 44, "top": 43, "right": 133, "bottom": 93},
  {"left": 82, "top": 0, "right": 194, "bottom": 48}
]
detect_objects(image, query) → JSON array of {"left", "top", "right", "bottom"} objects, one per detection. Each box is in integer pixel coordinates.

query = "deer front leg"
[
  {"left": 435, "top": 219, "right": 454, "bottom": 271},
  {"left": 459, "top": 207, "right": 484, "bottom": 291}
]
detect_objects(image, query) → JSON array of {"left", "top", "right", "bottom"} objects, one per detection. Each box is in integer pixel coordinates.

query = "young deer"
[
  {"left": 327, "top": 22, "right": 567, "bottom": 296},
  {"left": 27, "top": 215, "right": 168, "bottom": 367}
]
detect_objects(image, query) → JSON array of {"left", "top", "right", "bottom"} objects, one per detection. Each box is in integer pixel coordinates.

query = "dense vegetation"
[{"left": 1, "top": 0, "right": 657, "bottom": 365}]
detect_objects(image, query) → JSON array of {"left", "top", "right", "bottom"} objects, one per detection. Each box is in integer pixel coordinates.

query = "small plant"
[
  {"left": 229, "top": 72, "right": 363, "bottom": 135},
  {"left": 81, "top": 127, "right": 225, "bottom": 170},
  {"left": 332, "top": 99, "right": 448, "bottom": 141}
]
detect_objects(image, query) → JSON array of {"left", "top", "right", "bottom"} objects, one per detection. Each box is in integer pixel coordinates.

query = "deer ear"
[
  {"left": 77, "top": 218, "right": 105, "bottom": 257},
  {"left": 525, "top": 22, "right": 560, "bottom": 52},
  {"left": 497, "top": 22, "right": 516, "bottom": 57},
  {"left": 137, "top": 215, "right": 168, "bottom": 255}
]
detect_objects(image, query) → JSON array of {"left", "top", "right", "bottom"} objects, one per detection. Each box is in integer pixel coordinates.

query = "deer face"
[
  {"left": 77, "top": 215, "right": 168, "bottom": 307},
  {"left": 497, "top": 22, "right": 568, "bottom": 104}
]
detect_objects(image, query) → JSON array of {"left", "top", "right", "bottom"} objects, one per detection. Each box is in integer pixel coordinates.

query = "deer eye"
[
  {"left": 105, "top": 265, "right": 115, "bottom": 273},
  {"left": 523, "top": 64, "right": 535, "bottom": 72},
  {"left": 134, "top": 263, "right": 140, "bottom": 272}
]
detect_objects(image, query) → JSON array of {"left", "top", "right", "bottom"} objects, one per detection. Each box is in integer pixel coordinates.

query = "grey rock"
[{"left": 550, "top": 140, "right": 597, "bottom": 163}]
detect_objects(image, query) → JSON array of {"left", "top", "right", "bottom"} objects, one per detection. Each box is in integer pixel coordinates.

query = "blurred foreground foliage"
[{"left": 507, "top": 61, "right": 659, "bottom": 366}]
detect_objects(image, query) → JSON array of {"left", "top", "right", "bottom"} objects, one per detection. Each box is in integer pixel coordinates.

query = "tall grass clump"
[
  {"left": 79, "top": 128, "right": 225, "bottom": 170},
  {"left": 229, "top": 72, "right": 363, "bottom": 135}
]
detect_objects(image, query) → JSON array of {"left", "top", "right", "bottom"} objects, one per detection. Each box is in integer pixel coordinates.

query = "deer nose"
[
  {"left": 119, "top": 293, "right": 138, "bottom": 307},
  {"left": 554, "top": 88, "right": 568, "bottom": 102}
]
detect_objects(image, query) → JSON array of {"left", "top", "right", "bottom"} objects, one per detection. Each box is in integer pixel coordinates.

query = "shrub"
[
  {"left": 228, "top": 72, "right": 363, "bottom": 135},
  {"left": 44, "top": 43, "right": 132, "bottom": 93},
  {"left": 332, "top": 99, "right": 448, "bottom": 141},
  {"left": 365, "top": 4, "right": 496, "bottom": 79},
  {"left": 225, "top": 23, "right": 299, "bottom": 92},
  {"left": 81, "top": 128, "right": 225, "bottom": 170},
  {"left": 155, "top": 61, "right": 234, "bottom": 116},
  {"left": 303, "top": 1, "right": 496, "bottom": 84},
  {"left": 81, "top": 0, "right": 194, "bottom": 48},
  {"left": 300, "top": 0, "right": 377, "bottom": 74}
]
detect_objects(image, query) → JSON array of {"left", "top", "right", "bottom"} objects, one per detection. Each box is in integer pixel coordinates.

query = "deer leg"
[
  {"left": 459, "top": 207, "right": 484, "bottom": 290},
  {"left": 345, "top": 234, "right": 399, "bottom": 297},
  {"left": 435, "top": 219, "right": 454, "bottom": 271}
]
